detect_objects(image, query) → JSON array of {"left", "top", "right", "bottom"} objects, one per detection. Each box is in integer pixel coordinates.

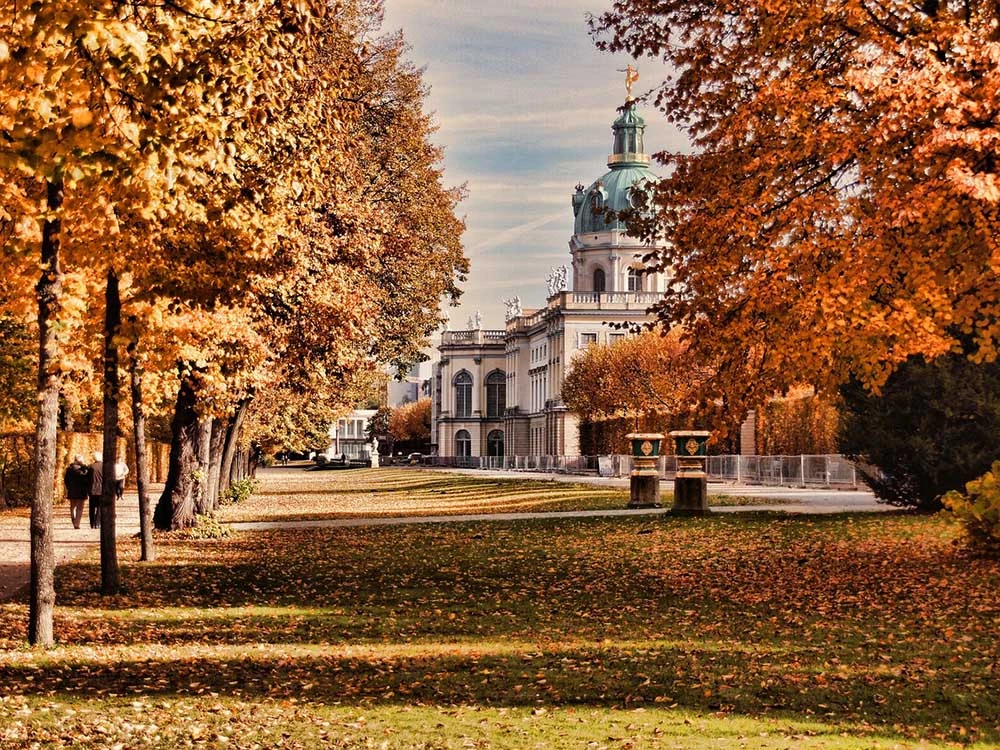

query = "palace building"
[{"left": 430, "top": 94, "right": 670, "bottom": 460}]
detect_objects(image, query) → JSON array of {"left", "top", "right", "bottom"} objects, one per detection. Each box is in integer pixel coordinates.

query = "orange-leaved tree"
[
  {"left": 591, "top": 0, "right": 1000, "bottom": 418},
  {"left": 389, "top": 398, "right": 433, "bottom": 448},
  {"left": 150, "top": 2, "right": 465, "bottom": 529},
  {"left": 562, "top": 328, "right": 711, "bottom": 426}
]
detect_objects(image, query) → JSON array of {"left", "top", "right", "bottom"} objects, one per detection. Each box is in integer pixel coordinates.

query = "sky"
[{"left": 381, "top": 0, "right": 688, "bottom": 333}]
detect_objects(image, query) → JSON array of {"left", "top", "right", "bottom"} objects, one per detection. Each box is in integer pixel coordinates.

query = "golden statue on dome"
[{"left": 623, "top": 64, "right": 639, "bottom": 101}]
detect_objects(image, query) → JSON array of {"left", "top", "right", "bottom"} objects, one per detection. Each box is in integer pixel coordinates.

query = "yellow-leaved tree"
[{"left": 0, "top": 0, "right": 328, "bottom": 645}]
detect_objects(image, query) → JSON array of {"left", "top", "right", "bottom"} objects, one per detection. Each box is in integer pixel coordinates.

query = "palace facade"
[{"left": 430, "top": 96, "right": 670, "bottom": 459}]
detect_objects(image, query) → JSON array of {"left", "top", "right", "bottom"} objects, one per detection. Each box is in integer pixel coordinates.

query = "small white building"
[
  {"left": 431, "top": 95, "right": 669, "bottom": 459},
  {"left": 326, "top": 409, "right": 376, "bottom": 460}
]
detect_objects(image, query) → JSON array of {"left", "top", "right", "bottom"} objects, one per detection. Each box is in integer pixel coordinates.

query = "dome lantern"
[
  {"left": 608, "top": 101, "right": 650, "bottom": 169},
  {"left": 572, "top": 99, "right": 658, "bottom": 235}
]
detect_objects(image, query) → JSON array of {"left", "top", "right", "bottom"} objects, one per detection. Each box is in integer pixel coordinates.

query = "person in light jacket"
[{"left": 114, "top": 458, "right": 129, "bottom": 500}]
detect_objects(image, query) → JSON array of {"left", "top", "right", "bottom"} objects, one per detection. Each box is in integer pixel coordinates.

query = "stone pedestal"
[
  {"left": 626, "top": 433, "right": 663, "bottom": 508},
  {"left": 629, "top": 471, "right": 661, "bottom": 507},
  {"left": 669, "top": 430, "right": 711, "bottom": 516}
]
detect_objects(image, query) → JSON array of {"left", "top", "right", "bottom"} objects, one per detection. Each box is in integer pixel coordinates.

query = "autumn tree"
[
  {"left": 563, "top": 329, "right": 708, "bottom": 422},
  {"left": 756, "top": 387, "right": 840, "bottom": 455},
  {"left": 389, "top": 397, "right": 432, "bottom": 450},
  {"left": 562, "top": 329, "right": 726, "bottom": 452},
  {"left": 152, "top": 1, "right": 465, "bottom": 528},
  {"left": 0, "top": 0, "right": 327, "bottom": 643},
  {"left": 591, "top": 0, "right": 1000, "bottom": 418}
]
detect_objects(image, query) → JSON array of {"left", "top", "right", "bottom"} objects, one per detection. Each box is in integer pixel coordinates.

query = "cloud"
[
  {"left": 381, "top": 0, "right": 686, "bottom": 329},
  {"left": 464, "top": 210, "right": 566, "bottom": 255}
]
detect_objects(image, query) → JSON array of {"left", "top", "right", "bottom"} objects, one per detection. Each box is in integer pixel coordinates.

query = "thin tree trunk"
[
  {"left": 29, "top": 178, "right": 63, "bottom": 647},
  {"left": 219, "top": 397, "right": 251, "bottom": 496},
  {"left": 154, "top": 371, "right": 200, "bottom": 530},
  {"left": 207, "top": 419, "right": 225, "bottom": 510},
  {"left": 100, "top": 268, "right": 121, "bottom": 596},
  {"left": 128, "top": 328, "right": 154, "bottom": 562},
  {"left": 193, "top": 418, "right": 212, "bottom": 517}
]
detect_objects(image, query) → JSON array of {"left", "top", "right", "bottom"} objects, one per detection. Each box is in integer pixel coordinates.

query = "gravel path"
[{"left": 0, "top": 495, "right": 141, "bottom": 601}]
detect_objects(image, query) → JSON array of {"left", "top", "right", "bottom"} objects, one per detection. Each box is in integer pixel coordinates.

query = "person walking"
[
  {"left": 63, "top": 454, "right": 91, "bottom": 530},
  {"left": 114, "top": 458, "right": 129, "bottom": 501},
  {"left": 88, "top": 451, "right": 103, "bottom": 529}
]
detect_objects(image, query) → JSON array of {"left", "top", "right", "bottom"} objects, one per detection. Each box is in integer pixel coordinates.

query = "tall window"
[
  {"left": 487, "top": 430, "right": 504, "bottom": 457},
  {"left": 627, "top": 267, "right": 642, "bottom": 292},
  {"left": 454, "top": 371, "right": 472, "bottom": 417},
  {"left": 455, "top": 430, "right": 472, "bottom": 458},
  {"left": 486, "top": 370, "right": 506, "bottom": 418},
  {"left": 593, "top": 268, "right": 606, "bottom": 293}
]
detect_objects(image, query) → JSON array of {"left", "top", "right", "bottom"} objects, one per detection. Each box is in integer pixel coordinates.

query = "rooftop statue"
[
  {"left": 502, "top": 295, "right": 523, "bottom": 323},
  {"left": 622, "top": 64, "right": 639, "bottom": 102}
]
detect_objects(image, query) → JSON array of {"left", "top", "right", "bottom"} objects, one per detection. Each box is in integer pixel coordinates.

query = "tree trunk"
[
  {"left": 128, "top": 329, "right": 154, "bottom": 562},
  {"left": 154, "top": 371, "right": 200, "bottom": 530},
  {"left": 207, "top": 419, "right": 226, "bottom": 510},
  {"left": 29, "top": 178, "right": 63, "bottom": 647},
  {"left": 219, "top": 396, "right": 251, "bottom": 496},
  {"left": 100, "top": 268, "right": 121, "bottom": 596},
  {"left": 193, "top": 418, "right": 212, "bottom": 517}
]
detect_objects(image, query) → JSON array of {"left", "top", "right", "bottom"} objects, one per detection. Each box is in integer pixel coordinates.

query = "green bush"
[
  {"left": 942, "top": 461, "right": 1000, "bottom": 553},
  {"left": 221, "top": 477, "right": 258, "bottom": 506}
]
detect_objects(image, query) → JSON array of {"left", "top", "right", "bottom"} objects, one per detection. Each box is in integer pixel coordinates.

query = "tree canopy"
[
  {"left": 562, "top": 329, "right": 709, "bottom": 423},
  {"left": 591, "top": 0, "right": 1000, "bottom": 415},
  {"left": 0, "top": 0, "right": 467, "bottom": 644}
]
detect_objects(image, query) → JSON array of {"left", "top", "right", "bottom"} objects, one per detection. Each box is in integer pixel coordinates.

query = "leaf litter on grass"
[{"left": 0, "top": 471, "right": 997, "bottom": 748}]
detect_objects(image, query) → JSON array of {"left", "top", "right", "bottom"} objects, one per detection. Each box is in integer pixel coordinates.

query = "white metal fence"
[{"left": 423, "top": 454, "right": 859, "bottom": 488}]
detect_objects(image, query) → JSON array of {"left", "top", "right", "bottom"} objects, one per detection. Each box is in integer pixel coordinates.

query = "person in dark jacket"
[
  {"left": 88, "top": 451, "right": 103, "bottom": 530},
  {"left": 63, "top": 454, "right": 91, "bottom": 530}
]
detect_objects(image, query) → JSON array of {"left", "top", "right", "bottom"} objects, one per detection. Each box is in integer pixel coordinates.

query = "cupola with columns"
[{"left": 568, "top": 82, "right": 667, "bottom": 296}]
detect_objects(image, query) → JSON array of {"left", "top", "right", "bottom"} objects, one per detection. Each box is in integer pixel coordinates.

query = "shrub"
[
  {"left": 942, "top": 461, "right": 1000, "bottom": 554},
  {"left": 221, "top": 477, "right": 258, "bottom": 506},
  {"left": 838, "top": 352, "right": 1000, "bottom": 510}
]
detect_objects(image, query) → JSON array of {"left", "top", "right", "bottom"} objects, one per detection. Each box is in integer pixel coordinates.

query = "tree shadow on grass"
[{"left": 0, "top": 644, "right": 996, "bottom": 745}]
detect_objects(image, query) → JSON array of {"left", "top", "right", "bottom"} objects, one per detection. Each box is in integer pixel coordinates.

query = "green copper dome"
[{"left": 572, "top": 101, "right": 658, "bottom": 235}]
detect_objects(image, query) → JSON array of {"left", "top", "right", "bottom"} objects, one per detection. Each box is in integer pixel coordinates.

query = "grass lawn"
[
  {"left": 217, "top": 467, "right": 774, "bottom": 524},
  {"left": 1, "top": 471, "right": 997, "bottom": 748}
]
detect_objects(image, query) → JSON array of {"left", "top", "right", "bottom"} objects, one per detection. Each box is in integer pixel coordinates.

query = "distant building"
[
  {"left": 325, "top": 409, "right": 376, "bottom": 460},
  {"left": 431, "top": 95, "right": 669, "bottom": 459},
  {"left": 387, "top": 362, "right": 432, "bottom": 408}
]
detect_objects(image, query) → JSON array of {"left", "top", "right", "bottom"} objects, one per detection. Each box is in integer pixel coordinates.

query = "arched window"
[
  {"left": 593, "top": 268, "right": 606, "bottom": 293},
  {"left": 454, "top": 371, "right": 472, "bottom": 417},
  {"left": 486, "top": 370, "right": 506, "bottom": 418},
  {"left": 627, "top": 267, "right": 642, "bottom": 292},
  {"left": 455, "top": 429, "right": 472, "bottom": 458},
  {"left": 487, "top": 430, "right": 505, "bottom": 457}
]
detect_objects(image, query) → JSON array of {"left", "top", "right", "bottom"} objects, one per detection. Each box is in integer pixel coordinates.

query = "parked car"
[{"left": 406, "top": 452, "right": 423, "bottom": 464}]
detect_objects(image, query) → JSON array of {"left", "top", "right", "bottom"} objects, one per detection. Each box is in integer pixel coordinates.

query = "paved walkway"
[
  {"left": 423, "top": 466, "right": 883, "bottom": 511},
  {"left": 0, "top": 495, "right": 141, "bottom": 601}
]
